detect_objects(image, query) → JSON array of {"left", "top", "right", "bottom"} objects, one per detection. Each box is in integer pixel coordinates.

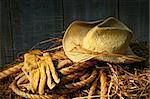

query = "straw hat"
[{"left": 63, "top": 17, "right": 144, "bottom": 63}]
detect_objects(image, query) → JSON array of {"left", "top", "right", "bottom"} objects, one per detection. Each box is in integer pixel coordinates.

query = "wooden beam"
[
  {"left": 0, "top": 0, "right": 14, "bottom": 66},
  {"left": 0, "top": 0, "right": 2, "bottom": 67},
  {"left": 11, "top": 0, "right": 64, "bottom": 58},
  {"left": 119, "top": 0, "right": 149, "bottom": 41},
  {"left": 63, "top": 0, "right": 118, "bottom": 29}
]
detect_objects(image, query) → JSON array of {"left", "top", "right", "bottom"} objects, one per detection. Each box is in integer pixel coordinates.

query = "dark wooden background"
[{"left": 0, "top": 0, "right": 149, "bottom": 66}]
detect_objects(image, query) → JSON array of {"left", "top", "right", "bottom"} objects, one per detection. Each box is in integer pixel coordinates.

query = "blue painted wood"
[
  {"left": 63, "top": 0, "right": 119, "bottom": 29},
  {"left": 0, "top": 0, "right": 14, "bottom": 66},
  {"left": 0, "top": 0, "right": 149, "bottom": 66},
  {"left": 0, "top": 0, "right": 2, "bottom": 66},
  {"left": 119, "top": 0, "right": 149, "bottom": 42},
  {"left": 12, "top": 0, "right": 64, "bottom": 57}
]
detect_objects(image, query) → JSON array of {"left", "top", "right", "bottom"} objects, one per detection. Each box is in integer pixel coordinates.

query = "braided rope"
[
  {"left": 59, "top": 61, "right": 95, "bottom": 75},
  {"left": 60, "top": 70, "right": 86, "bottom": 85},
  {"left": 65, "top": 70, "right": 97, "bottom": 89},
  {"left": 88, "top": 78, "right": 98, "bottom": 98},
  {"left": 0, "top": 63, "right": 23, "bottom": 80},
  {"left": 54, "top": 70, "right": 97, "bottom": 94},
  {"left": 9, "top": 74, "right": 53, "bottom": 99}
]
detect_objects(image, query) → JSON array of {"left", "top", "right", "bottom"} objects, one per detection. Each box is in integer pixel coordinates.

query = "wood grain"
[
  {"left": 63, "top": 0, "right": 118, "bottom": 29},
  {"left": 0, "top": 1, "right": 2, "bottom": 67},
  {"left": 119, "top": 0, "right": 149, "bottom": 41},
  {"left": 0, "top": 0, "right": 14, "bottom": 66},
  {"left": 0, "top": 0, "right": 149, "bottom": 67}
]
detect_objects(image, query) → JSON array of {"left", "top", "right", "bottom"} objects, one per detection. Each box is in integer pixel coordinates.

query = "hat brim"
[{"left": 63, "top": 17, "right": 145, "bottom": 63}]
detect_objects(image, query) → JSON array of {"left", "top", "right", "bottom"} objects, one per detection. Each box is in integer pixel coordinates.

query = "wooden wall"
[{"left": 0, "top": 0, "right": 149, "bottom": 66}]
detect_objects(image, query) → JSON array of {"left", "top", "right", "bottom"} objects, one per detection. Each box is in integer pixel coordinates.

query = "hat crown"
[
  {"left": 82, "top": 17, "right": 133, "bottom": 54},
  {"left": 63, "top": 17, "right": 143, "bottom": 63},
  {"left": 82, "top": 26, "right": 132, "bottom": 54}
]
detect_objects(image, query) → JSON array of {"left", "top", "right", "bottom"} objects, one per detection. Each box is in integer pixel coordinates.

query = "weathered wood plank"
[
  {"left": 9, "top": 0, "right": 21, "bottom": 59},
  {"left": 0, "top": 0, "right": 14, "bottom": 66},
  {"left": 119, "top": 0, "right": 149, "bottom": 41},
  {"left": 63, "top": 0, "right": 118, "bottom": 29},
  {"left": 0, "top": 0, "right": 2, "bottom": 66},
  {"left": 11, "top": 0, "right": 64, "bottom": 58},
  {"left": 0, "top": 0, "right": 149, "bottom": 67}
]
